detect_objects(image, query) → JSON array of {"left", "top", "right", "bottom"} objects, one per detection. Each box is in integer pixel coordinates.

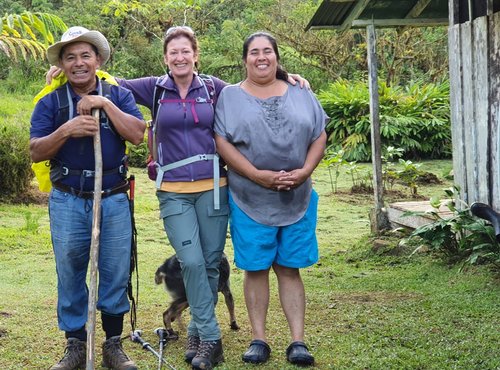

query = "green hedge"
[
  {"left": 0, "top": 90, "right": 34, "bottom": 200},
  {"left": 0, "top": 121, "right": 33, "bottom": 199},
  {"left": 318, "top": 79, "right": 451, "bottom": 161}
]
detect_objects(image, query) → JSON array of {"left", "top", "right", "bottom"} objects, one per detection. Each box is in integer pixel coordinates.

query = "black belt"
[{"left": 53, "top": 181, "right": 129, "bottom": 199}]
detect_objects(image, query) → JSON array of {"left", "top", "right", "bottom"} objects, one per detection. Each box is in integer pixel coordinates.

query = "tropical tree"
[{"left": 0, "top": 11, "right": 67, "bottom": 61}]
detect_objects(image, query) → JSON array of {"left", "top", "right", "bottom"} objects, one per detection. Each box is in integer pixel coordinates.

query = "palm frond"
[{"left": 0, "top": 11, "right": 67, "bottom": 61}]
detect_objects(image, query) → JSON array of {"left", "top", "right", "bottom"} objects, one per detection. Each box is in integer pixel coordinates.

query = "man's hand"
[
  {"left": 77, "top": 95, "right": 109, "bottom": 116},
  {"left": 64, "top": 115, "right": 99, "bottom": 138}
]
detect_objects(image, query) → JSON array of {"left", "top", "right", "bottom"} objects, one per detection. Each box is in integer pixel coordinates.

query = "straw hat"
[{"left": 47, "top": 26, "right": 110, "bottom": 66}]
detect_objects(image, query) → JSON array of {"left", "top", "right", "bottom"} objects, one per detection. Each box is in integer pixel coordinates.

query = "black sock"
[
  {"left": 65, "top": 326, "right": 87, "bottom": 342},
  {"left": 101, "top": 312, "right": 124, "bottom": 340}
]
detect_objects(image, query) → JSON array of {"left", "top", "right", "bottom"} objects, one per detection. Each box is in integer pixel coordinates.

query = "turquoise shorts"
[{"left": 228, "top": 189, "right": 319, "bottom": 271}]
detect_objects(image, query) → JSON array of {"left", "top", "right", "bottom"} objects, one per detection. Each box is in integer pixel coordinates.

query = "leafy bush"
[
  {"left": 126, "top": 141, "right": 149, "bottom": 168},
  {"left": 402, "top": 186, "right": 500, "bottom": 268},
  {"left": 0, "top": 58, "right": 47, "bottom": 96},
  {"left": 318, "top": 79, "right": 451, "bottom": 161},
  {"left": 0, "top": 121, "right": 33, "bottom": 199}
]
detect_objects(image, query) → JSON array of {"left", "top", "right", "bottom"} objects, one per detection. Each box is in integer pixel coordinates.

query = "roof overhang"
[{"left": 306, "top": 0, "right": 449, "bottom": 31}]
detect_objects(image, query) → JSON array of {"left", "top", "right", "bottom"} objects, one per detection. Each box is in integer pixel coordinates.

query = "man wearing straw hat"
[{"left": 30, "top": 26, "right": 145, "bottom": 370}]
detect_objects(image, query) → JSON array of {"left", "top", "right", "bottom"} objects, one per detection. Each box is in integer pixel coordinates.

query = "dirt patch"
[
  {"left": 0, "top": 312, "right": 12, "bottom": 318},
  {"left": 329, "top": 189, "right": 426, "bottom": 205},
  {"left": 0, "top": 328, "right": 7, "bottom": 338},
  {"left": 416, "top": 172, "right": 442, "bottom": 185},
  {"left": 0, "top": 185, "right": 48, "bottom": 205}
]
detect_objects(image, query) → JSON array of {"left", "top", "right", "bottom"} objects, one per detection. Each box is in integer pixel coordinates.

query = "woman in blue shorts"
[{"left": 214, "top": 32, "right": 327, "bottom": 367}]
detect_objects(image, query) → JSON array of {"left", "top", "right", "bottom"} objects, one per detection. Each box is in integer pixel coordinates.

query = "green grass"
[{"left": 0, "top": 162, "right": 499, "bottom": 370}]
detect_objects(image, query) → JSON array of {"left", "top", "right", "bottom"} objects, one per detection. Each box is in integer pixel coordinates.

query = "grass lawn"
[{"left": 0, "top": 161, "right": 499, "bottom": 369}]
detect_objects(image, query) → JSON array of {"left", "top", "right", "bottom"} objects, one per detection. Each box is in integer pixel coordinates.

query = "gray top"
[{"left": 214, "top": 82, "right": 327, "bottom": 226}]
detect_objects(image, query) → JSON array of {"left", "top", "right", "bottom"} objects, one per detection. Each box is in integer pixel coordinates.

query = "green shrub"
[
  {"left": 402, "top": 186, "right": 500, "bottom": 268},
  {"left": 318, "top": 79, "right": 451, "bottom": 161},
  {"left": 0, "top": 58, "right": 47, "bottom": 96},
  {"left": 126, "top": 141, "right": 149, "bottom": 168},
  {"left": 0, "top": 121, "right": 33, "bottom": 199}
]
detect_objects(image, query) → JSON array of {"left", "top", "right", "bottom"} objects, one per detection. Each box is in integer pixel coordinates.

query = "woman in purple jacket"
[{"left": 118, "top": 27, "right": 228, "bottom": 370}]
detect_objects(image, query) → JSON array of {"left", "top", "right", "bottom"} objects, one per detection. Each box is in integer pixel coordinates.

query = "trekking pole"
[
  {"left": 154, "top": 327, "right": 168, "bottom": 370},
  {"left": 130, "top": 330, "right": 177, "bottom": 370},
  {"left": 127, "top": 174, "right": 138, "bottom": 332},
  {"left": 87, "top": 108, "right": 102, "bottom": 370}
]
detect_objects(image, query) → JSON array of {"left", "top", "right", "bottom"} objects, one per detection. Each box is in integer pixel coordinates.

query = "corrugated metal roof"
[{"left": 306, "top": 0, "right": 448, "bottom": 31}]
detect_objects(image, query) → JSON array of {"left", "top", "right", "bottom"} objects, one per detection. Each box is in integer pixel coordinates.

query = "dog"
[{"left": 155, "top": 253, "right": 239, "bottom": 339}]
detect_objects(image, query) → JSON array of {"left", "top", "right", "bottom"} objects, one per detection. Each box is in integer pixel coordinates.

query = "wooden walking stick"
[{"left": 87, "top": 108, "right": 102, "bottom": 370}]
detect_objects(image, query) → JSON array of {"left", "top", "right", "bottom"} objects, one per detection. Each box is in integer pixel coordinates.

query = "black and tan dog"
[{"left": 154, "top": 253, "right": 239, "bottom": 339}]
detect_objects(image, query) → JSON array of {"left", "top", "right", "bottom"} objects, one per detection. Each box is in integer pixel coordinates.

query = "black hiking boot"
[
  {"left": 191, "top": 339, "right": 223, "bottom": 369},
  {"left": 101, "top": 336, "right": 137, "bottom": 370},
  {"left": 50, "top": 337, "right": 86, "bottom": 370},
  {"left": 185, "top": 335, "right": 200, "bottom": 363}
]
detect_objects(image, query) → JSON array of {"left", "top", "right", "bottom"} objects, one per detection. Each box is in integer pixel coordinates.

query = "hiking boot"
[
  {"left": 191, "top": 339, "right": 223, "bottom": 369},
  {"left": 50, "top": 337, "right": 86, "bottom": 370},
  {"left": 185, "top": 335, "right": 200, "bottom": 363},
  {"left": 101, "top": 336, "right": 137, "bottom": 370}
]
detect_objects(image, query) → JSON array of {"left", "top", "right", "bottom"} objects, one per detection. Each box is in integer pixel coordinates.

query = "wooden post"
[
  {"left": 366, "top": 24, "right": 389, "bottom": 233},
  {"left": 86, "top": 109, "right": 102, "bottom": 370}
]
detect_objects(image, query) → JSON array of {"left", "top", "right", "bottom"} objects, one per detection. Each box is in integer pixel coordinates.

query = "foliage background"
[
  {"left": 0, "top": 0, "right": 450, "bottom": 91},
  {"left": 0, "top": 0, "right": 453, "bottom": 197}
]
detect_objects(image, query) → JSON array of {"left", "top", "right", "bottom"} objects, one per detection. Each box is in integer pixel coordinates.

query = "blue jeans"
[
  {"left": 157, "top": 186, "right": 229, "bottom": 341},
  {"left": 49, "top": 189, "right": 132, "bottom": 333}
]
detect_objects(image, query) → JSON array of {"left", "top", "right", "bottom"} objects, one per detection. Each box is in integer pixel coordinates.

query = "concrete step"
[{"left": 387, "top": 200, "right": 454, "bottom": 229}]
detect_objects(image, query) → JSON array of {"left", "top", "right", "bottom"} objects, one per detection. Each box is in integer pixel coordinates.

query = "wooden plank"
[
  {"left": 461, "top": 21, "right": 478, "bottom": 204},
  {"left": 350, "top": 18, "right": 448, "bottom": 28},
  {"left": 489, "top": 11, "right": 500, "bottom": 210},
  {"left": 449, "top": 24, "right": 468, "bottom": 204},
  {"left": 406, "top": 0, "right": 432, "bottom": 18},
  {"left": 449, "top": 0, "right": 459, "bottom": 25},
  {"left": 340, "top": 0, "right": 371, "bottom": 31},
  {"left": 473, "top": 16, "right": 490, "bottom": 203},
  {"left": 366, "top": 24, "right": 388, "bottom": 232},
  {"left": 487, "top": 0, "right": 494, "bottom": 16}
]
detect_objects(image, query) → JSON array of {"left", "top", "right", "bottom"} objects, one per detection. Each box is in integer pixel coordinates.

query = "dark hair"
[
  {"left": 242, "top": 32, "right": 288, "bottom": 81},
  {"left": 59, "top": 43, "right": 99, "bottom": 60}
]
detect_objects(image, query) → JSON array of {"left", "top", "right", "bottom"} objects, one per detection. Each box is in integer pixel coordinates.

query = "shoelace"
[
  {"left": 105, "top": 341, "right": 131, "bottom": 364},
  {"left": 187, "top": 336, "right": 200, "bottom": 350},
  {"left": 59, "top": 341, "right": 85, "bottom": 366},
  {"left": 196, "top": 341, "right": 218, "bottom": 358}
]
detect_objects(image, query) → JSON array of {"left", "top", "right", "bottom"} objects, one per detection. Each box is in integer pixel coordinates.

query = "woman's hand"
[
  {"left": 287, "top": 74, "right": 311, "bottom": 89},
  {"left": 253, "top": 169, "right": 297, "bottom": 191},
  {"left": 274, "top": 169, "right": 310, "bottom": 191},
  {"left": 46, "top": 65, "right": 63, "bottom": 85}
]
